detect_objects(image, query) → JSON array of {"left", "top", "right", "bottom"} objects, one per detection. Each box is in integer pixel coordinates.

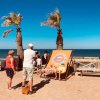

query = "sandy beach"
[{"left": 0, "top": 71, "right": 100, "bottom": 100}]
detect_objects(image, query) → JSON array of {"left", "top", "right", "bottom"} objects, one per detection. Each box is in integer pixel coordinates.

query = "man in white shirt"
[{"left": 22, "top": 43, "right": 36, "bottom": 94}]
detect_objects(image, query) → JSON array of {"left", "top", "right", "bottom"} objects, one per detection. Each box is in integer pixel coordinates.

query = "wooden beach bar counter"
[{"left": 73, "top": 57, "right": 100, "bottom": 76}]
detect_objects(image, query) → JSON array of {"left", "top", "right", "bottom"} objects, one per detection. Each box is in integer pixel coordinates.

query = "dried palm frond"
[
  {"left": 41, "top": 8, "right": 61, "bottom": 27},
  {"left": 3, "top": 29, "right": 13, "bottom": 38},
  {"left": 1, "top": 12, "right": 22, "bottom": 26},
  {"left": 10, "top": 12, "right": 22, "bottom": 25},
  {"left": 1, "top": 19, "right": 13, "bottom": 26}
]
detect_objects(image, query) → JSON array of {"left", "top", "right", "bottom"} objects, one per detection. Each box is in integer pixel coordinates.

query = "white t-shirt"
[
  {"left": 23, "top": 49, "right": 36, "bottom": 68},
  {"left": 36, "top": 58, "right": 41, "bottom": 66}
]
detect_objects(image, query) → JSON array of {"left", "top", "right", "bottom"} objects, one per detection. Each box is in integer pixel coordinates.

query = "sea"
[{"left": 0, "top": 49, "right": 100, "bottom": 58}]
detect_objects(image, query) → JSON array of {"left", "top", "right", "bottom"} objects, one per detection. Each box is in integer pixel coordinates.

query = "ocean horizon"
[{"left": 0, "top": 49, "right": 100, "bottom": 58}]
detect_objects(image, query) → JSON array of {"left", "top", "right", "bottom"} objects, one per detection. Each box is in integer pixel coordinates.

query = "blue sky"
[{"left": 0, "top": 0, "right": 100, "bottom": 49}]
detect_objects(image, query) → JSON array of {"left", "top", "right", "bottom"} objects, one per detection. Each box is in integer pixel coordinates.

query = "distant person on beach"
[
  {"left": 42, "top": 50, "right": 49, "bottom": 67},
  {"left": 36, "top": 55, "right": 42, "bottom": 68},
  {"left": 5, "top": 50, "right": 16, "bottom": 90},
  {"left": 33, "top": 51, "right": 40, "bottom": 67},
  {"left": 35, "top": 51, "right": 40, "bottom": 58},
  {"left": 36, "top": 55, "right": 42, "bottom": 74},
  {"left": 40, "top": 65, "right": 57, "bottom": 79},
  {"left": 22, "top": 43, "right": 36, "bottom": 94}
]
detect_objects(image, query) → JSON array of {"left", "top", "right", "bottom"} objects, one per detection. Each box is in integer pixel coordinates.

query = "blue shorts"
[{"left": 6, "top": 68, "right": 14, "bottom": 79}]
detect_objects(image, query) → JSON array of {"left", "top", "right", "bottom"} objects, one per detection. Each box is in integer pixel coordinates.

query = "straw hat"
[{"left": 8, "top": 50, "right": 15, "bottom": 55}]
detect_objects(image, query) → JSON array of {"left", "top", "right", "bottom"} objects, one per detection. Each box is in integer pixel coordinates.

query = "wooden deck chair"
[{"left": 46, "top": 50, "right": 72, "bottom": 80}]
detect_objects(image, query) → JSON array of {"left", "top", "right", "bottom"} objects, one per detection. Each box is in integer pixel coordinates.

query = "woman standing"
[
  {"left": 5, "top": 50, "right": 16, "bottom": 90},
  {"left": 42, "top": 50, "right": 49, "bottom": 67}
]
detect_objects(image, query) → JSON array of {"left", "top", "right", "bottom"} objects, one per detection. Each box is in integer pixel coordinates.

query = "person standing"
[
  {"left": 36, "top": 55, "right": 42, "bottom": 68},
  {"left": 22, "top": 43, "right": 36, "bottom": 94},
  {"left": 42, "top": 50, "right": 49, "bottom": 67},
  {"left": 5, "top": 50, "right": 16, "bottom": 90},
  {"left": 36, "top": 55, "right": 42, "bottom": 74}
]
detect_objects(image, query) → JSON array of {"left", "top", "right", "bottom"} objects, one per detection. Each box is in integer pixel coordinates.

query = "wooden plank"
[{"left": 74, "top": 59, "right": 100, "bottom": 62}]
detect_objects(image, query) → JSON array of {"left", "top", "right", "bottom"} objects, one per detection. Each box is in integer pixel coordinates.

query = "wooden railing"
[{"left": 73, "top": 57, "right": 100, "bottom": 76}]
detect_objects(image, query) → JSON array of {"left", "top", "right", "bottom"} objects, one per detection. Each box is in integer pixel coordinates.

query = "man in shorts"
[{"left": 22, "top": 43, "right": 36, "bottom": 94}]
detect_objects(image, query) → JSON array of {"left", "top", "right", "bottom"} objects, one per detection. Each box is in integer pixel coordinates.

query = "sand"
[{"left": 0, "top": 71, "right": 100, "bottom": 100}]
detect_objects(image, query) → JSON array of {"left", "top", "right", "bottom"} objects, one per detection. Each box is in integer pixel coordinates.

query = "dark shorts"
[{"left": 6, "top": 68, "right": 14, "bottom": 78}]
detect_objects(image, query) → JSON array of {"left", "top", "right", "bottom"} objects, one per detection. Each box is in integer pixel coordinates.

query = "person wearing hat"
[
  {"left": 5, "top": 50, "right": 16, "bottom": 90},
  {"left": 22, "top": 43, "right": 36, "bottom": 94}
]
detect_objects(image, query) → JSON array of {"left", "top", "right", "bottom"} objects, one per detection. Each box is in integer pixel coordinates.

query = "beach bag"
[{"left": 22, "top": 86, "right": 29, "bottom": 95}]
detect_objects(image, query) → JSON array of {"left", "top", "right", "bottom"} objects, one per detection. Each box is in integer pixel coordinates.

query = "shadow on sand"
[
  {"left": 12, "top": 81, "right": 28, "bottom": 89},
  {"left": 32, "top": 79, "right": 50, "bottom": 92},
  {"left": 12, "top": 79, "right": 50, "bottom": 93}
]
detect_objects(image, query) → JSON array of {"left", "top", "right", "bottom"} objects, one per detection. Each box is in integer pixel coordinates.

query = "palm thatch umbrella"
[
  {"left": 1, "top": 12, "right": 23, "bottom": 70},
  {"left": 41, "top": 8, "right": 63, "bottom": 50}
]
